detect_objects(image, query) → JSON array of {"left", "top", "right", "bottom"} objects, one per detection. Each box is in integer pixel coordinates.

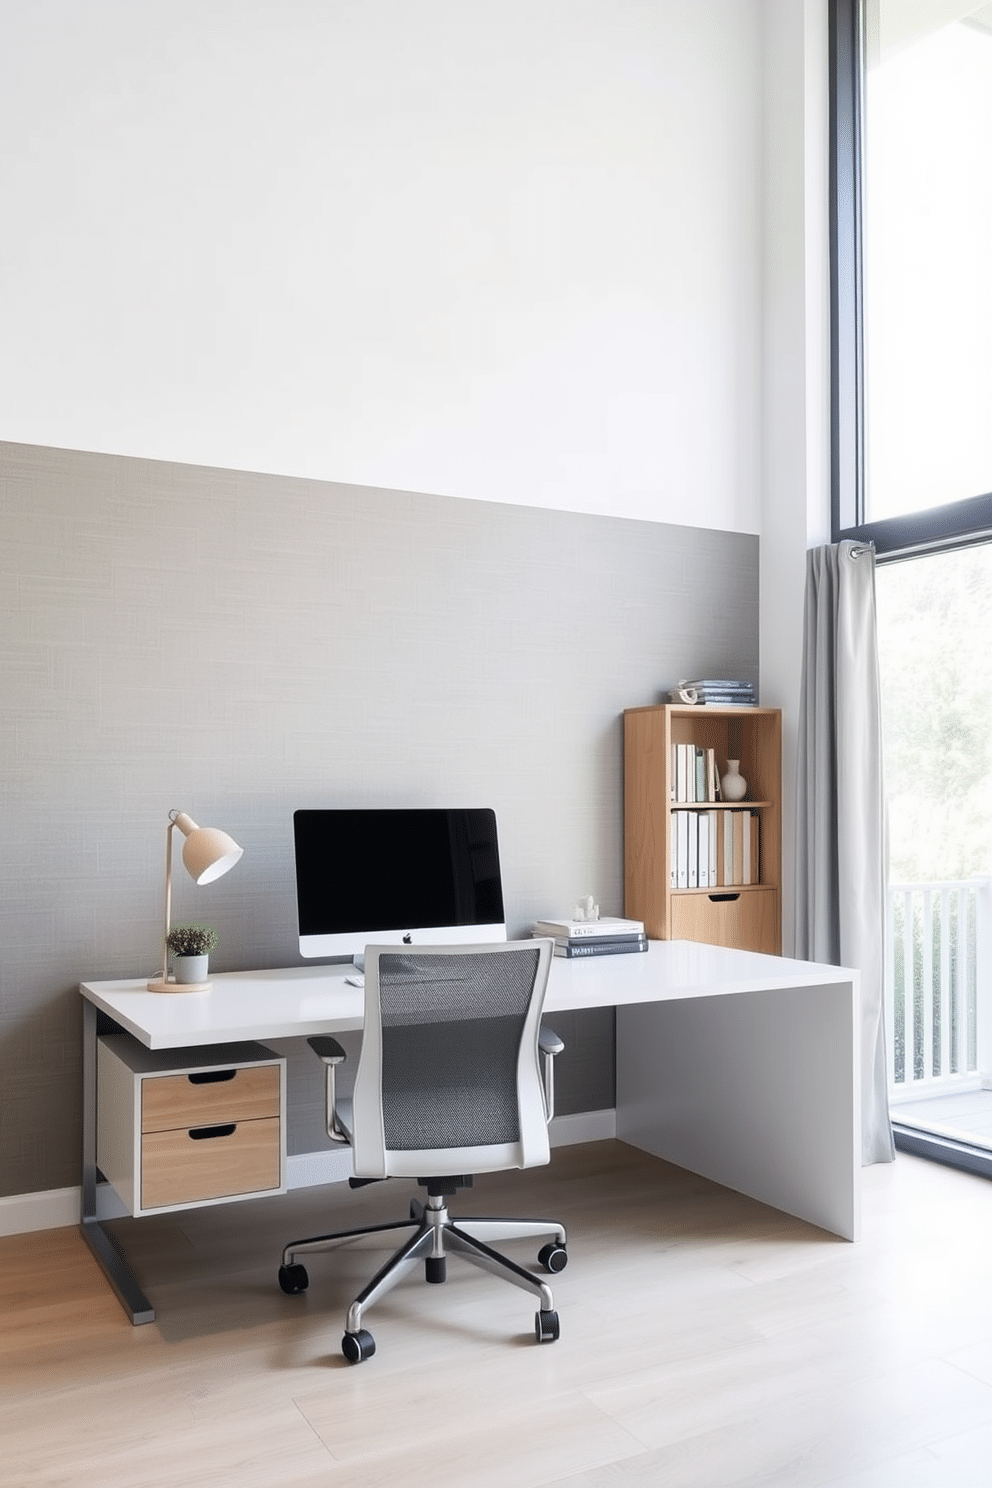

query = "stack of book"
[
  {"left": 670, "top": 809, "right": 759, "bottom": 888},
  {"left": 676, "top": 678, "right": 757, "bottom": 706},
  {"left": 532, "top": 916, "right": 647, "bottom": 958}
]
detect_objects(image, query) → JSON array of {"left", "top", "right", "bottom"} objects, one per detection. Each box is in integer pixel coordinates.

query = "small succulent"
[{"left": 166, "top": 924, "right": 219, "bottom": 957}]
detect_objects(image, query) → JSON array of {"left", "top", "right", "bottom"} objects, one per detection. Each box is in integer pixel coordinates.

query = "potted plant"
[{"left": 166, "top": 924, "right": 219, "bottom": 985}]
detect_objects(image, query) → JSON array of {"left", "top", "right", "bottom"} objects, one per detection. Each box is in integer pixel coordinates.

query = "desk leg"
[
  {"left": 80, "top": 999, "right": 155, "bottom": 1325},
  {"left": 616, "top": 978, "right": 861, "bottom": 1241}
]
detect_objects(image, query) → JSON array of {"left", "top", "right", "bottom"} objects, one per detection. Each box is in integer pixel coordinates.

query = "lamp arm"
[{"left": 160, "top": 816, "right": 176, "bottom": 986}]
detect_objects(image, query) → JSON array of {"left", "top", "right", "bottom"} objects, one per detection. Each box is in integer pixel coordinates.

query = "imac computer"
[{"left": 293, "top": 807, "right": 507, "bottom": 967}]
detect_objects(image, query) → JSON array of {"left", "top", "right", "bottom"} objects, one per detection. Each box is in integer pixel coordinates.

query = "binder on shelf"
[
  {"left": 704, "top": 809, "right": 718, "bottom": 887},
  {"left": 676, "top": 811, "right": 689, "bottom": 888}
]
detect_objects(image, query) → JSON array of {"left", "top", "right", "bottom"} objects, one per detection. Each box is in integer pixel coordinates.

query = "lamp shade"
[{"left": 172, "top": 811, "right": 244, "bottom": 885}]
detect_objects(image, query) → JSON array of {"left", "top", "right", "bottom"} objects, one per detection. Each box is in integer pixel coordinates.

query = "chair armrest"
[
  {"left": 539, "top": 1023, "right": 564, "bottom": 1123},
  {"left": 307, "top": 1035, "right": 347, "bottom": 1064},
  {"left": 539, "top": 1026, "right": 564, "bottom": 1058},
  {"left": 307, "top": 1036, "right": 350, "bottom": 1143}
]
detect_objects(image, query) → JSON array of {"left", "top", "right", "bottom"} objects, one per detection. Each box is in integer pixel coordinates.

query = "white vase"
[
  {"left": 720, "top": 760, "right": 747, "bottom": 801},
  {"left": 174, "top": 954, "right": 209, "bottom": 985}
]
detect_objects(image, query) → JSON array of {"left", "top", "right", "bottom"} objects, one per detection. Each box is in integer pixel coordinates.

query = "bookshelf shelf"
[{"left": 623, "top": 703, "right": 782, "bottom": 955}]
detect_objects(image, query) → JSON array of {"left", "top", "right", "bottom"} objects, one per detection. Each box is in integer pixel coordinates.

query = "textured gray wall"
[{"left": 0, "top": 441, "right": 759, "bottom": 1194}]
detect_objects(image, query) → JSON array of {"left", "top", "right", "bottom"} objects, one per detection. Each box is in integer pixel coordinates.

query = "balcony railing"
[{"left": 886, "top": 878, "right": 992, "bottom": 1102}]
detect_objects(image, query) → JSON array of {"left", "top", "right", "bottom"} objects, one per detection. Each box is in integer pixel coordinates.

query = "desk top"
[{"left": 80, "top": 943, "right": 857, "bottom": 1050}]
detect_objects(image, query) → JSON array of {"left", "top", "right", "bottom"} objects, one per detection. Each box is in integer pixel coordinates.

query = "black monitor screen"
[{"left": 293, "top": 808, "right": 506, "bottom": 957}]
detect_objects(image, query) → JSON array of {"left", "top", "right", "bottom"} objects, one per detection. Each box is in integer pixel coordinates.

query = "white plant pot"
[{"left": 174, "top": 954, "right": 209, "bottom": 985}]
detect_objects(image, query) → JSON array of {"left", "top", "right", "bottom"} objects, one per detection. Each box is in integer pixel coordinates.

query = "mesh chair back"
[{"left": 351, "top": 941, "right": 554, "bottom": 1179}]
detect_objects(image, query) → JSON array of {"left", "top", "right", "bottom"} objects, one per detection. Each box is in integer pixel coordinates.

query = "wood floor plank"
[{"left": 4, "top": 1142, "right": 992, "bottom": 1488}]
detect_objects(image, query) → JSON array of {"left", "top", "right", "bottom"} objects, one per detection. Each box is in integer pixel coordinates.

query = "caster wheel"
[
  {"left": 425, "top": 1256, "right": 446, "bottom": 1284},
  {"left": 538, "top": 1243, "right": 568, "bottom": 1274},
  {"left": 278, "top": 1262, "right": 309, "bottom": 1295},
  {"left": 535, "top": 1309, "right": 560, "bottom": 1344},
  {"left": 342, "top": 1328, "right": 376, "bottom": 1364}
]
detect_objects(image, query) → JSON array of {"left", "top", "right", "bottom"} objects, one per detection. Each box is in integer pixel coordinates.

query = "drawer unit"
[
  {"left": 97, "top": 1035, "right": 286, "bottom": 1216},
  {"left": 669, "top": 886, "right": 780, "bottom": 955}
]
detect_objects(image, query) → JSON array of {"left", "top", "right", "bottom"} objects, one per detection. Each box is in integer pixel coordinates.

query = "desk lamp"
[{"left": 147, "top": 810, "right": 244, "bottom": 992}]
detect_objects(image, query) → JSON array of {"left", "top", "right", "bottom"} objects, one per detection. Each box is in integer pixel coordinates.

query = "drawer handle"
[
  {"left": 189, "top": 1123, "right": 237, "bottom": 1141},
  {"left": 708, "top": 893, "right": 741, "bottom": 903},
  {"left": 188, "top": 1070, "right": 237, "bottom": 1085}
]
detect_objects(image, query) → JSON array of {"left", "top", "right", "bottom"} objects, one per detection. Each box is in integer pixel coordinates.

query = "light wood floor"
[{"left": 4, "top": 1141, "right": 992, "bottom": 1488}]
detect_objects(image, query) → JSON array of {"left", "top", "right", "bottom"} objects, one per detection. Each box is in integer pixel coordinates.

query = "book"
[
  {"left": 548, "top": 931, "right": 645, "bottom": 948},
  {"left": 676, "top": 743, "right": 689, "bottom": 802},
  {"left": 554, "top": 937, "right": 648, "bottom": 958},
  {"left": 718, "top": 809, "right": 731, "bottom": 885},
  {"left": 732, "top": 811, "right": 745, "bottom": 885},
  {"left": 532, "top": 915, "right": 644, "bottom": 940},
  {"left": 681, "top": 678, "right": 756, "bottom": 696}
]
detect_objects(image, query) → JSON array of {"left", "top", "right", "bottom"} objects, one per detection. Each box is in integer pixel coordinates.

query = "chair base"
[{"left": 280, "top": 1189, "right": 567, "bottom": 1362}]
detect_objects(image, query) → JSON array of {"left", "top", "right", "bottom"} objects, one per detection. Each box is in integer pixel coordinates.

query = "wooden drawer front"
[
  {"left": 141, "top": 1117, "right": 281, "bottom": 1210},
  {"left": 142, "top": 1064, "right": 280, "bottom": 1133},
  {"left": 670, "top": 888, "right": 780, "bottom": 955}
]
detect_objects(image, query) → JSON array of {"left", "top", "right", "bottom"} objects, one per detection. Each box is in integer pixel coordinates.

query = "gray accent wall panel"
[{"left": 0, "top": 442, "right": 758, "bottom": 1195}]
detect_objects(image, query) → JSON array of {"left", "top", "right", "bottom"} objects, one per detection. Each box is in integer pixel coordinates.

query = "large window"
[
  {"left": 832, "top": 0, "right": 992, "bottom": 556},
  {"left": 832, "top": 3, "right": 992, "bottom": 1173}
]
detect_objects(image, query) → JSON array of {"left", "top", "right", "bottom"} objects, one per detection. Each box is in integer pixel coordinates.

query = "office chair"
[{"left": 278, "top": 940, "right": 568, "bottom": 1363}]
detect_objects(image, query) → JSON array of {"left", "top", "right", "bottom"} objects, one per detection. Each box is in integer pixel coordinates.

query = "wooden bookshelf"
[{"left": 623, "top": 703, "right": 782, "bottom": 955}]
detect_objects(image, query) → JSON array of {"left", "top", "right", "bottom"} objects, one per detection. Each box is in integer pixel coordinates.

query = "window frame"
[{"left": 829, "top": 0, "right": 992, "bottom": 561}]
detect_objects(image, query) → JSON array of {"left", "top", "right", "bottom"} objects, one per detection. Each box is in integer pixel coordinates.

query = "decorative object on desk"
[
  {"left": 720, "top": 760, "right": 747, "bottom": 802},
  {"left": 673, "top": 679, "right": 757, "bottom": 707},
  {"left": 572, "top": 894, "right": 599, "bottom": 922},
  {"left": 147, "top": 809, "right": 243, "bottom": 993},
  {"left": 166, "top": 924, "right": 219, "bottom": 985}
]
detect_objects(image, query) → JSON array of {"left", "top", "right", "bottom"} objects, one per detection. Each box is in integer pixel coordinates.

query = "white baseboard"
[
  {"left": 0, "top": 1186, "right": 80, "bottom": 1236},
  {"left": 550, "top": 1108, "right": 616, "bottom": 1146},
  {"left": 1, "top": 1110, "right": 618, "bottom": 1236}
]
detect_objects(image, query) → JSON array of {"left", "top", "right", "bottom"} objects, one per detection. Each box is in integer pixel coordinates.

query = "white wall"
[
  {"left": 0, "top": 0, "right": 762, "bottom": 532},
  {"left": 759, "top": 0, "right": 833, "bottom": 952}
]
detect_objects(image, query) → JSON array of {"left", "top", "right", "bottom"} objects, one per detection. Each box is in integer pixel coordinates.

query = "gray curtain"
[{"left": 795, "top": 541, "right": 895, "bottom": 1165}]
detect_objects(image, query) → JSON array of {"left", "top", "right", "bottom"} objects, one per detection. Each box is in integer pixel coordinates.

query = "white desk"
[{"left": 80, "top": 943, "right": 860, "bottom": 1323}]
